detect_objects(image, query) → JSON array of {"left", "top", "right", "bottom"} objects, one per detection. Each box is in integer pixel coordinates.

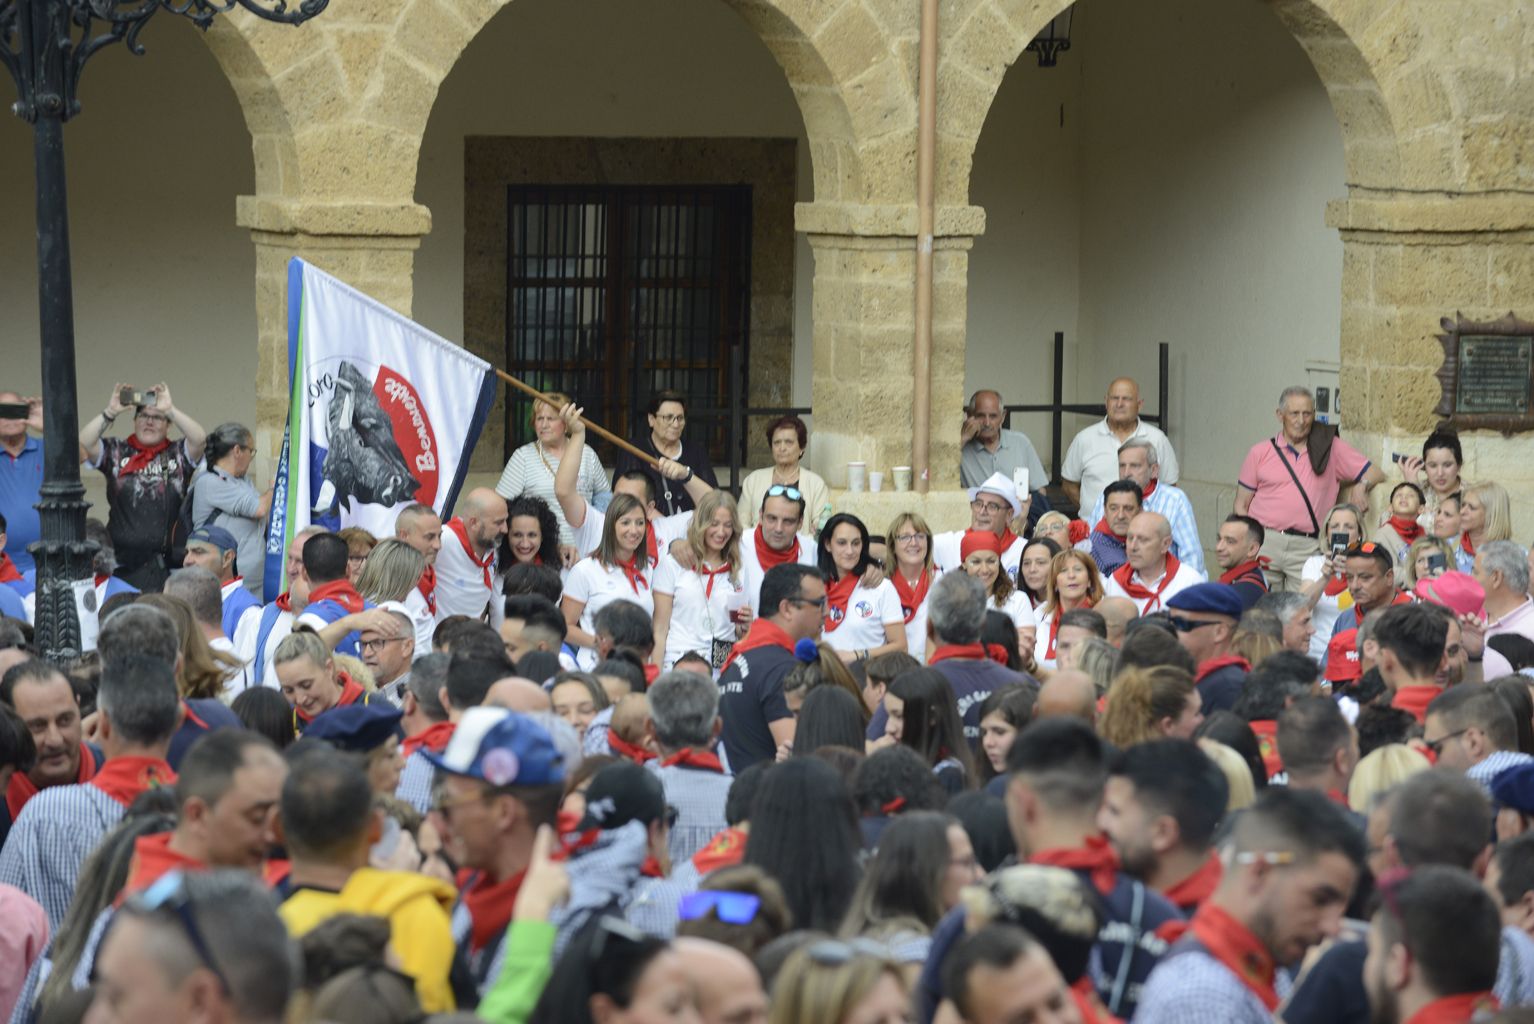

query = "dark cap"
[
  {"left": 576, "top": 761, "right": 668, "bottom": 832},
  {"left": 1167, "top": 582, "right": 1245, "bottom": 620},
  {"left": 302, "top": 702, "right": 403, "bottom": 753}
]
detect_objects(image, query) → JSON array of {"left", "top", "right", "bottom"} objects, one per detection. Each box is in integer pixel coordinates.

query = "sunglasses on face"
[
  {"left": 1169, "top": 615, "right": 1221, "bottom": 633},
  {"left": 678, "top": 890, "right": 762, "bottom": 924}
]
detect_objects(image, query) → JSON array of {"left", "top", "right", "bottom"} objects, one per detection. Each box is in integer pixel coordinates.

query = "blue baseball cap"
[
  {"left": 303, "top": 703, "right": 403, "bottom": 752},
  {"left": 423, "top": 706, "right": 565, "bottom": 787},
  {"left": 1166, "top": 582, "right": 1245, "bottom": 620},
  {"left": 186, "top": 525, "right": 239, "bottom": 554}
]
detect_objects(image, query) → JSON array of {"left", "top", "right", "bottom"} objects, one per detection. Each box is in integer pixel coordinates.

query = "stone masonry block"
[
  {"left": 948, "top": 2, "right": 1023, "bottom": 83},
  {"left": 815, "top": 3, "right": 892, "bottom": 85},
  {"left": 1490, "top": 246, "right": 1534, "bottom": 307}
]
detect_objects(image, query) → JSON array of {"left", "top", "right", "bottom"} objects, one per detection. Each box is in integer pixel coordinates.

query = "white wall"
[
  {"left": 967, "top": 0, "right": 1346, "bottom": 535},
  {"left": 0, "top": 19, "right": 255, "bottom": 515}
]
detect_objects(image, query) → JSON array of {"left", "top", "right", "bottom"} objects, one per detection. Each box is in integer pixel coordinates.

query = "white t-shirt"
[
  {"left": 1061, "top": 417, "right": 1180, "bottom": 513},
  {"left": 436, "top": 519, "right": 502, "bottom": 623},
  {"left": 1302, "top": 553, "right": 1352, "bottom": 661},
  {"left": 932, "top": 530, "right": 1024, "bottom": 583},
  {"left": 895, "top": 568, "right": 942, "bottom": 662},
  {"left": 231, "top": 604, "right": 295, "bottom": 690},
  {"left": 988, "top": 590, "right": 1034, "bottom": 629},
  {"left": 1100, "top": 559, "right": 1206, "bottom": 615},
  {"left": 822, "top": 579, "right": 903, "bottom": 653},
  {"left": 653, "top": 553, "right": 745, "bottom": 670},
  {"left": 563, "top": 556, "right": 656, "bottom": 670},
  {"left": 210, "top": 636, "right": 252, "bottom": 700},
  {"left": 402, "top": 585, "right": 439, "bottom": 660},
  {"left": 570, "top": 504, "right": 692, "bottom": 563},
  {"left": 1032, "top": 604, "right": 1060, "bottom": 672},
  {"left": 738, "top": 528, "right": 818, "bottom": 613}
]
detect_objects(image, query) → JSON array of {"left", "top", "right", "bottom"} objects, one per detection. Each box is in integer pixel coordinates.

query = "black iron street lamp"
[{"left": 0, "top": 0, "right": 327, "bottom": 660}]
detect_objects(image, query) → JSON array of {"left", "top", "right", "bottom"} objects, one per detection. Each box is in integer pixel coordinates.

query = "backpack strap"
[{"left": 252, "top": 603, "right": 284, "bottom": 684}]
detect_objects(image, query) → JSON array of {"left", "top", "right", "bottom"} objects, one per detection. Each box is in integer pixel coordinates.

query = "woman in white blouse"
[
  {"left": 884, "top": 511, "right": 939, "bottom": 661},
  {"left": 1299, "top": 502, "right": 1362, "bottom": 662},
  {"left": 818, "top": 513, "right": 906, "bottom": 665},
  {"left": 495, "top": 391, "right": 610, "bottom": 558},
  {"left": 958, "top": 530, "right": 1032, "bottom": 630},
  {"left": 561, "top": 492, "right": 654, "bottom": 670},
  {"left": 651, "top": 490, "right": 746, "bottom": 672}
]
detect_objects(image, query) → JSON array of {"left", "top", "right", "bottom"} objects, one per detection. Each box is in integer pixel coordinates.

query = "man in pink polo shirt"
[{"left": 1233, "top": 386, "right": 1383, "bottom": 592}]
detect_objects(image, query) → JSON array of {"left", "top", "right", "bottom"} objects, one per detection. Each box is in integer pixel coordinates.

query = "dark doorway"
[{"left": 504, "top": 184, "right": 752, "bottom": 465}]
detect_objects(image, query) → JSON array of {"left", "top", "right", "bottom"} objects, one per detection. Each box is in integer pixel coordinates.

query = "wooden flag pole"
[{"left": 494, "top": 369, "right": 659, "bottom": 468}]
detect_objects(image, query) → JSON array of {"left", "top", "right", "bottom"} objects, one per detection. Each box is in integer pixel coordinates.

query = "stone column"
[
  {"left": 798, "top": 201, "right": 985, "bottom": 533},
  {"left": 236, "top": 198, "right": 433, "bottom": 472}
]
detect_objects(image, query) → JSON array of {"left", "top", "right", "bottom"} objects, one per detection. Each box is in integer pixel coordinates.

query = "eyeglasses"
[
  {"left": 893, "top": 533, "right": 928, "bottom": 545},
  {"left": 430, "top": 791, "right": 488, "bottom": 819},
  {"left": 653, "top": 413, "right": 685, "bottom": 424},
  {"left": 1233, "top": 850, "right": 1296, "bottom": 867},
  {"left": 766, "top": 484, "right": 803, "bottom": 501},
  {"left": 131, "top": 870, "right": 230, "bottom": 993},
  {"left": 971, "top": 499, "right": 1010, "bottom": 514},
  {"left": 805, "top": 938, "right": 894, "bottom": 966},
  {"left": 1169, "top": 615, "right": 1222, "bottom": 633},
  {"left": 1424, "top": 728, "right": 1469, "bottom": 757},
  {"left": 236, "top": 443, "right": 257, "bottom": 455},
  {"left": 359, "top": 636, "right": 408, "bottom": 653},
  {"left": 135, "top": 412, "right": 169, "bottom": 424},
  {"left": 789, "top": 595, "right": 828, "bottom": 610},
  {"left": 678, "top": 891, "right": 762, "bottom": 924}
]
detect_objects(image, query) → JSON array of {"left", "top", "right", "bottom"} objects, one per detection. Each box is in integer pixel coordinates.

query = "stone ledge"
[
  {"left": 236, "top": 196, "right": 434, "bottom": 237},
  {"left": 1326, "top": 191, "right": 1534, "bottom": 234},
  {"left": 796, "top": 201, "right": 987, "bottom": 239},
  {"left": 828, "top": 488, "right": 975, "bottom": 534}
]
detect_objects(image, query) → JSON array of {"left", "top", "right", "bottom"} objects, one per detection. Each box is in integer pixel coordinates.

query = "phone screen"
[{"left": 1330, "top": 532, "right": 1350, "bottom": 554}]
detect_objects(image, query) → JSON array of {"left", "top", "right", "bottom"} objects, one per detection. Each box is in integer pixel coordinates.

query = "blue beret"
[
  {"left": 1492, "top": 762, "right": 1534, "bottom": 815},
  {"left": 303, "top": 702, "right": 403, "bottom": 752},
  {"left": 1166, "top": 582, "right": 1245, "bottom": 620},
  {"left": 187, "top": 524, "right": 238, "bottom": 553}
]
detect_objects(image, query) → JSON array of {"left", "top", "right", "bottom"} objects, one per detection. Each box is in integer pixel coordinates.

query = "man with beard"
[
  {"left": 436, "top": 488, "right": 509, "bottom": 623},
  {"left": 1362, "top": 867, "right": 1501, "bottom": 1024},
  {"left": 1135, "top": 787, "right": 1364, "bottom": 1024},
  {"left": 1214, "top": 515, "right": 1269, "bottom": 609},
  {"left": 0, "top": 660, "right": 103, "bottom": 848}
]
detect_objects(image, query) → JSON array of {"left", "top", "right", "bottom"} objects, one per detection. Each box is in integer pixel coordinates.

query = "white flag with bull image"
[{"left": 263, "top": 258, "right": 497, "bottom": 601}]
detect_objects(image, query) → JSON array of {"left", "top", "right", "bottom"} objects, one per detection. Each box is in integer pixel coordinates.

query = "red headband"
[{"left": 960, "top": 529, "right": 1006, "bottom": 563}]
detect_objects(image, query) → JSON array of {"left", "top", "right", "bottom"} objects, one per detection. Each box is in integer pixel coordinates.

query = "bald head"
[
  {"left": 1125, "top": 511, "right": 1172, "bottom": 576},
  {"left": 461, "top": 488, "right": 508, "bottom": 553},
  {"left": 1096, "top": 597, "right": 1137, "bottom": 646},
  {"left": 1035, "top": 670, "right": 1098, "bottom": 725},
  {"left": 483, "top": 676, "right": 551, "bottom": 713},
  {"left": 1105, "top": 378, "right": 1142, "bottom": 429},
  {"left": 675, "top": 938, "right": 768, "bottom": 1024}
]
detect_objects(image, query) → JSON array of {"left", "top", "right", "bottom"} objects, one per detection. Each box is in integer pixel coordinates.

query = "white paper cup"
[
  {"left": 848, "top": 461, "right": 867, "bottom": 492},
  {"left": 893, "top": 466, "right": 912, "bottom": 492},
  {"left": 868, "top": 471, "right": 884, "bottom": 492}
]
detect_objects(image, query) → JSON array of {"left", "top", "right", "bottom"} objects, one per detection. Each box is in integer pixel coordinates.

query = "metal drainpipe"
[{"left": 912, "top": 0, "right": 938, "bottom": 494}]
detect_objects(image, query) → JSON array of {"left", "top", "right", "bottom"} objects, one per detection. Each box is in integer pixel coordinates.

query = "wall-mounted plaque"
[{"left": 1434, "top": 312, "right": 1534, "bottom": 434}]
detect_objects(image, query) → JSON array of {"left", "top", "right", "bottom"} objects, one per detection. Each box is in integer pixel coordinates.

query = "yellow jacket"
[{"left": 280, "top": 867, "right": 459, "bottom": 1013}]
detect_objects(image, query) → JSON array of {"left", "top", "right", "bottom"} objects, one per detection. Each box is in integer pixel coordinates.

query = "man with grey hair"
[
  {"left": 1085, "top": 438, "right": 1203, "bottom": 574},
  {"left": 91, "top": 869, "right": 296, "bottom": 1024},
  {"left": 393, "top": 651, "right": 451, "bottom": 814},
  {"left": 1062, "top": 376, "right": 1180, "bottom": 514},
  {"left": 359, "top": 603, "right": 415, "bottom": 701},
  {"left": 0, "top": 654, "right": 181, "bottom": 929},
  {"left": 166, "top": 565, "right": 252, "bottom": 695},
  {"left": 647, "top": 669, "right": 731, "bottom": 863},
  {"left": 1474, "top": 539, "right": 1534, "bottom": 679},
  {"left": 1255, "top": 589, "right": 1316, "bottom": 655},
  {"left": 959, "top": 388, "right": 1048, "bottom": 497},
  {"left": 867, "top": 573, "right": 1035, "bottom": 747},
  {"left": 1233, "top": 385, "right": 1383, "bottom": 592}
]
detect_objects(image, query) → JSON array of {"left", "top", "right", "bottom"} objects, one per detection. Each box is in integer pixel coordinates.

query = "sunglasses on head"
[
  {"left": 766, "top": 484, "right": 803, "bottom": 501},
  {"left": 805, "top": 938, "right": 894, "bottom": 966},
  {"left": 678, "top": 890, "right": 762, "bottom": 924}
]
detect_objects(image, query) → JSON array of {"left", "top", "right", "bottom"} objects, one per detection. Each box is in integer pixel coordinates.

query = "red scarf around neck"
[
  {"left": 1110, "top": 553, "right": 1181, "bottom": 611},
  {"left": 1389, "top": 515, "right": 1425, "bottom": 546},
  {"left": 1162, "top": 852, "right": 1223, "bottom": 913},
  {"left": 0, "top": 553, "right": 19, "bottom": 585},
  {"left": 1218, "top": 560, "right": 1266, "bottom": 586},
  {"left": 1030, "top": 834, "right": 1120, "bottom": 897},
  {"left": 1045, "top": 599, "right": 1097, "bottom": 659},
  {"left": 461, "top": 868, "right": 526, "bottom": 952},
  {"left": 753, "top": 526, "right": 801, "bottom": 571},
  {"left": 121, "top": 833, "right": 207, "bottom": 901},
  {"left": 1195, "top": 655, "right": 1251, "bottom": 684},
  {"left": 696, "top": 561, "right": 733, "bottom": 600},
  {"left": 823, "top": 573, "right": 859, "bottom": 633},
  {"left": 612, "top": 553, "right": 650, "bottom": 596},
  {"left": 1093, "top": 517, "right": 1121, "bottom": 540},
  {"left": 892, "top": 567, "right": 931, "bottom": 624},
  {"left": 274, "top": 591, "right": 294, "bottom": 613},
  {"left": 446, "top": 517, "right": 494, "bottom": 588},
  {"left": 295, "top": 672, "right": 366, "bottom": 724},
  {"left": 417, "top": 565, "right": 437, "bottom": 615},
  {"left": 1189, "top": 902, "right": 1279, "bottom": 1011},
  {"left": 6, "top": 742, "right": 96, "bottom": 819},
  {"left": 90, "top": 756, "right": 176, "bottom": 808},
  {"left": 119, "top": 435, "right": 172, "bottom": 476},
  {"left": 929, "top": 643, "right": 1010, "bottom": 667},
  {"left": 401, "top": 721, "right": 455, "bottom": 759},
  {"left": 608, "top": 732, "right": 656, "bottom": 765},
  {"left": 1141, "top": 478, "right": 1159, "bottom": 499},
  {"left": 1462, "top": 532, "right": 1478, "bottom": 558},
  {"left": 1403, "top": 992, "right": 1499, "bottom": 1024},
  {"left": 306, "top": 579, "right": 365, "bottom": 615},
  {"left": 692, "top": 826, "right": 748, "bottom": 874},
  {"left": 660, "top": 748, "right": 724, "bottom": 773},
  {"left": 720, "top": 618, "right": 796, "bottom": 675},
  {"left": 1324, "top": 569, "right": 1350, "bottom": 597},
  {"left": 1392, "top": 683, "right": 1443, "bottom": 724}
]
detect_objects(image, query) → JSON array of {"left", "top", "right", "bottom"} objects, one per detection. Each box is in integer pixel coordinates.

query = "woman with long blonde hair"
[
  {"left": 355, "top": 538, "right": 426, "bottom": 604},
  {"left": 652, "top": 490, "right": 746, "bottom": 672},
  {"left": 1032, "top": 550, "right": 1104, "bottom": 670},
  {"left": 137, "top": 593, "right": 244, "bottom": 701},
  {"left": 1100, "top": 666, "right": 1203, "bottom": 748},
  {"left": 1458, "top": 481, "right": 1513, "bottom": 572}
]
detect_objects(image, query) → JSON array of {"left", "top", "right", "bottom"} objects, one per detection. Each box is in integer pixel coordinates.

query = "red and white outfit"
[
  {"left": 933, "top": 528, "right": 1024, "bottom": 582},
  {"left": 988, "top": 590, "right": 1034, "bottom": 629},
  {"left": 1102, "top": 556, "right": 1205, "bottom": 614},
  {"left": 401, "top": 565, "right": 440, "bottom": 659},
  {"left": 436, "top": 517, "right": 502, "bottom": 623},
  {"left": 821, "top": 576, "right": 903, "bottom": 656},
  {"left": 738, "top": 527, "right": 817, "bottom": 614},
  {"left": 892, "top": 566, "right": 940, "bottom": 660},
  {"left": 653, "top": 553, "right": 744, "bottom": 672},
  {"left": 570, "top": 504, "right": 691, "bottom": 562},
  {"left": 564, "top": 554, "right": 656, "bottom": 670}
]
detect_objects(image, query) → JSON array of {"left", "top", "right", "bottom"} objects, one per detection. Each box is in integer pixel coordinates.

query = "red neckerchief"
[
  {"left": 1093, "top": 517, "right": 1121, "bottom": 540},
  {"left": 1070, "top": 977, "right": 1122, "bottom": 1024},
  {"left": 697, "top": 562, "right": 732, "bottom": 601},
  {"left": 446, "top": 517, "right": 494, "bottom": 588},
  {"left": 1324, "top": 571, "right": 1350, "bottom": 597},
  {"left": 295, "top": 672, "right": 366, "bottom": 724},
  {"left": 644, "top": 522, "right": 660, "bottom": 564},
  {"left": 1068, "top": 520, "right": 1090, "bottom": 545},
  {"left": 1392, "top": 683, "right": 1443, "bottom": 724},
  {"left": 881, "top": 796, "right": 907, "bottom": 815},
  {"left": 752, "top": 526, "right": 800, "bottom": 571},
  {"left": 1326, "top": 788, "right": 1351, "bottom": 809},
  {"left": 417, "top": 565, "right": 437, "bottom": 615},
  {"left": 893, "top": 567, "right": 931, "bottom": 624},
  {"left": 5, "top": 742, "right": 97, "bottom": 819},
  {"left": 1403, "top": 992, "right": 1499, "bottom": 1024},
  {"left": 1462, "top": 533, "right": 1478, "bottom": 558},
  {"left": 90, "top": 756, "right": 176, "bottom": 808},
  {"left": 640, "top": 856, "right": 666, "bottom": 878},
  {"left": 401, "top": 721, "right": 455, "bottom": 759},
  {"left": 0, "top": 553, "right": 19, "bottom": 584},
  {"left": 1030, "top": 834, "right": 1120, "bottom": 897},
  {"left": 1189, "top": 902, "right": 1279, "bottom": 1010},
  {"left": 720, "top": 618, "right": 796, "bottom": 675},
  {"left": 460, "top": 868, "right": 526, "bottom": 952},
  {"left": 119, "top": 435, "right": 172, "bottom": 476},
  {"left": 607, "top": 732, "right": 656, "bottom": 765},
  {"left": 274, "top": 591, "right": 294, "bottom": 612},
  {"left": 1250, "top": 719, "right": 1283, "bottom": 777},
  {"left": 93, "top": 573, "right": 109, "bottom": 587},
  {"left": 1162, "top": 852, "right": 1223, "bottom": 914},
  {"left": 1111, "top": 554, "right": 1182, "bottom": 611},
  {"left": 1195, "top": 654, "right": 1250, "bottom": 684},
  {"left": 824, "top": 573, "right": 859, "bottom": 632},
  {"left": 1218, "top": 560, "right": 1267, "bottom": 586},
  {"left": 661, "top": 748, "right": 724, "bottom": 773},
  {"left": 995, "top": 525, "right": 1020, "bottom": 554},
  {"left": 614, "top": 554, "right": 649, "bottom": 596},
  {"left": 1046, "top": 606, "right": 1063, "bottom": 659},
  {"left": 929, "top": 643, "right": 1010, "bottom": 667},
  {"left": 306, "top": 579, "right": 365, "bottom": 615},
  {"left": 119, "top": 833, "right": 206, "bottom": 903},
  {"left": 643, "top": 664, "right": 659, "bottom": 685},
  {"left": 264, "top": 860, "right": 292, "bottom": 887},
  {"left": 1388, "top": 515, "right": 1425, "bottom": 546},
  {"left": 1141, "top": 478, "right": 1158, "bottom": 499},
  {"left": 693, "top": 826, "right": 749, "bottom": 874}
]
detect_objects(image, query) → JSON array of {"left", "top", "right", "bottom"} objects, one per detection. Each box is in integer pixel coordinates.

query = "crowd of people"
[{"left": 0, "top": 376, "right": 1530, "bottom": 1024}]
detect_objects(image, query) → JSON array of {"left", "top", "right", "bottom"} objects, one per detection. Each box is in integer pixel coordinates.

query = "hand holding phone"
[{"left": 1330, "top": 531, "right": 1350, "bottom": 555}]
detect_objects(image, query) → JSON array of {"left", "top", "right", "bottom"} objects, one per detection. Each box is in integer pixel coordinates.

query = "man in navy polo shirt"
[{"left": 0, "top": 392, "right": 44, "bottom": 577}]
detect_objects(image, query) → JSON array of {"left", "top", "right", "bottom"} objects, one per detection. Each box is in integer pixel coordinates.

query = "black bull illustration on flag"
[{"left": 316, "top": 361, "right": 421, "bottom": 515}]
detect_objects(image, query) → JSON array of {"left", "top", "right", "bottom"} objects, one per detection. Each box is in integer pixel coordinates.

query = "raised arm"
[
  {"left": 553, "top": 403, "right": 590, "bottom": 530},
  {"left": 155, "top": 383, "right": 206, "bottom": 463},
  {"left": 80, "top": 382, "right": 128, "bottom": 462}
]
